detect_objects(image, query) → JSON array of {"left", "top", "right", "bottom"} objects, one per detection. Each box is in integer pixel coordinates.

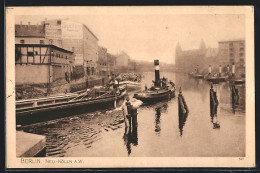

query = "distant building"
[
  {"left": 218, "top": 40, "right": 245, "bottom": 68},
  {"left": 107, "top": 53, "right": 117, "bottom": 75},
  {"left": 206, "top": 47, "right": 219, "bottom": 58},
  {"left": 175, "top": 40, "right": 207, "bottom": 73},
  {"left": 97, "top": 46, "right": 108, "bottom": 76},
  {"left": 15, "top": 44, "right": 74, "bottom": 95},
  {"left": 115, "top": 51, "right": 130, "bottom": 72},
  {"left": 44, "top": 19, "right": 99, "bottom": 75}
]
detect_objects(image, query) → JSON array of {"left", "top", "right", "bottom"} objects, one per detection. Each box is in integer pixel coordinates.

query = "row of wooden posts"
[{"left": 123, "top": 83, "right": 239, "bottom": 133}]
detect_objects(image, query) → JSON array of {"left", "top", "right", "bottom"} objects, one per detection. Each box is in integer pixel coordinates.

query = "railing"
[{"left": 16, "top": 93, "right": 79, "bottom": 109}]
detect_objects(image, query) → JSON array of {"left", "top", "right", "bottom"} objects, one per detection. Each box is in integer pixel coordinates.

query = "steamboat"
[{"left": 134, "top": 60, "right": 175, "bottom": 103}]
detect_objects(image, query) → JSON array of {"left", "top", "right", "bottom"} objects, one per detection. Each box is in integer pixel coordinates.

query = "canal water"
[{"left": 22, "top": 72, "right": 245, "bottom": 157}]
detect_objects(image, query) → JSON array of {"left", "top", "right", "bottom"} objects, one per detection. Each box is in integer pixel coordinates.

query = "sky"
[{"left": 16, "top": 14, "right": 245, "bottom": 64}]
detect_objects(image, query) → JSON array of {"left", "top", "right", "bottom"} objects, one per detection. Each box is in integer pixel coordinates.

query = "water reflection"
[
  {"left": 154, "top": 103, "right": 168, "bottom": 135},
  {"left": 231, "top": 84, "right": 239, "bottom": 114},
  {"left": 123, "top": 126, "right": 138, "bottom": 156},
  {"left": 178, "top": 112, "right": 189, "bottom": 136},
  {"left": 210, "top": 84, "right": 220, "bottom": 129},
  {"left": 155, "top": 107, "right": 161, "bottom": 134},
  {"left": 123, "top": 107, "right": 139, "bottom": 156}
]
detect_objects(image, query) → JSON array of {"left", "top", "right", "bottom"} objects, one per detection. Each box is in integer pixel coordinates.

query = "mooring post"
[
  {"left": 182, "top": 93, "right": 189, "bottom": 113},
  {"left": 126, "top": 100, "right": 132, "bottom": 130},
  {"left": 210, "top": 83, "right": 216, "bottom": 107},
  {"left": 231, "top": 84, "right": 239, "bottom": 106},
  {"left": 178, "top": 87, "right": 187, "bottom": 114}
]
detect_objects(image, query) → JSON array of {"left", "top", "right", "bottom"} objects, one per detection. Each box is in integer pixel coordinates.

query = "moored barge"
[{"left": 16, "top": 86, "right": 127, "bottom": 117}]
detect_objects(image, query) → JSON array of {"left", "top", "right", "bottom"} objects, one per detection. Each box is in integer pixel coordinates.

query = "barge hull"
[{"left": 17, "top": 93, "right": 125, "bottom": 116}]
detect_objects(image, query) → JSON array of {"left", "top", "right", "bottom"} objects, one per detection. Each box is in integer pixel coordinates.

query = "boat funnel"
[{"left": 154, "top": 60, "right": 160, "bottom": 86}]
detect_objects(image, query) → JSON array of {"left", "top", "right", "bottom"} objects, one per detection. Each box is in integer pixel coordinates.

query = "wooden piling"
[{"left": 178, "top": 87, "right": 188, "bottom": 114}]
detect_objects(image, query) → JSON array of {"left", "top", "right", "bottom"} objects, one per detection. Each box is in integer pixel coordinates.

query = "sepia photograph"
[{"left": 5, "top": 6, "right": 255, "bottom": 168}]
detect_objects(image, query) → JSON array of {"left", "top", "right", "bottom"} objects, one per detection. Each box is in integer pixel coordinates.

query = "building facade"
[
  {"left": 115, "top": 51, "right": 130, "bottom": 72},
  {"left": 107, "top": 53, "right": 116, "bottom": 75},
  {"left": 218, "top": 40, "right": 245, "bottom": 68},
  {"left": 15, "top": 44, "right": 74, "bottom": 95},
  {"left": 44, "top": 19, "right": 99, "bottom": 76},
  {"left": 97, "top": 46, "right": 108, "bottom": 76}
]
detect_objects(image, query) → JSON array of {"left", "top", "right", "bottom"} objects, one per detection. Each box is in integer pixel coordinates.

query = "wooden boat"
[
  {"left": 234, "top": 79, "right": 245, "bottom": 85},
  {"left": 133, "top": 60, "right": 175, "bottom": 103},
  {"left": 16, "top": 86, "right": 127, "bottom": 116},
  {"left": 205, "top": 74, "right": 227, "bottom": 83},
  {"left": 194, "top": 74, "right": 204, "bottom": 79},
  {"left": 119, "top": 80, "right": 142, "bottom": 91}
]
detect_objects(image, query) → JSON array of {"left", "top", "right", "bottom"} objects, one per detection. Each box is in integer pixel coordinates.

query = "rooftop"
[
  {"left": 83, "top": 24, "right": 99, "bottom": 41},
  {"left": 15, "top": 24, "right": 45, "bottom": 38},
  {"left": 218, "top": 39, "right": 245, "bottom": 43},
  {"left": 15, "top": 44, "right": 74, "bottom": 54}
]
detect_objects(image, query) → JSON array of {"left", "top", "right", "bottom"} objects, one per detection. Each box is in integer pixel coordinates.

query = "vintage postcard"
[{"left": 5, "top": 6, "right": 255, "bottom": 168}]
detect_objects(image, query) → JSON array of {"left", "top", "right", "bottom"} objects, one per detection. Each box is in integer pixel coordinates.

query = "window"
[
  {"left": 35, "top": 51, "right": 38, "bottom": 55},
  {"left": 229, "top": 43, "right": 233, "bottom": 46},
  {"left": 230, "top": 48, "right": 233, "bottom": 51},
  {"left": 240, "top": 47, "right": 244, "bottom": 51},
  {"left": 240, "top": 53, "right": 244, "bottom": 57},
  {"left": 240, "top": 58, "right": 244, "bottom": 62},
  {"left": 20, "top": 40, "right": 25, "bottom": 44},
  {"left": 230, "top": 53, "right": 234, "bottom": 57},
  {"left": 40, "top": 40, "right": 44, "bottom": 44},
  {"left": 57, "top": 20, "right": 61, "bottom": 25},
  {"left": 66, "top": 56, "right": 68, "bottom": 59},
  {"left": 28, "top": 52, "right": 34, "bottom": 56},
  {"left": 56, "top": 53, "right": 58, "bottom": 57},
  {"left": 240, "top": 42, "right": 244, "bottom": 46}
]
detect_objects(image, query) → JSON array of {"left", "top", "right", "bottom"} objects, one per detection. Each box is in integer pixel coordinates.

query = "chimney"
[{"left": 154, "top": 60, "right": 160, "bottom": 86}]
